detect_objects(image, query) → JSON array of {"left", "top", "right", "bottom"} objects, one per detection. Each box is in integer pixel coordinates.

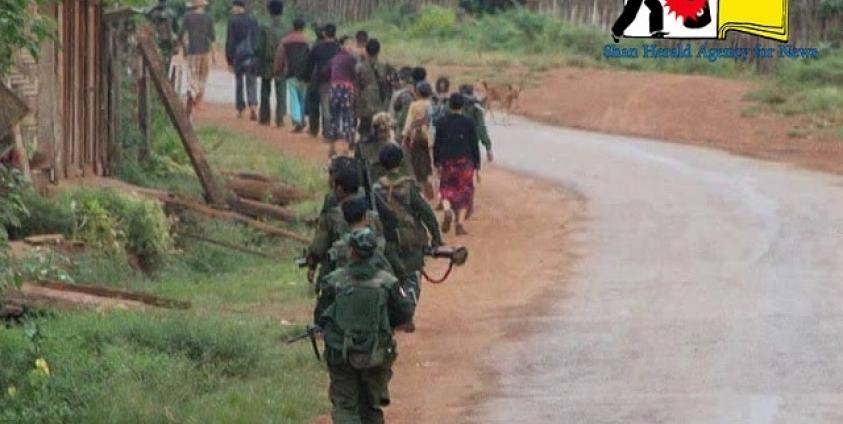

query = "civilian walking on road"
[
  {"left": 434, "top": 94, "right": 480, "bottom": 236},
  {"left": 326, "top": 36, "right": 358, "bottom": 156},
  {"left": 256, "top": 0, "right": 287, "bottom": 127},
  {"left": 225, "top": 0, "right": 259, "bottom": 120},
  {"left": 275, "top": 18, "right": 310, "bottom": 133},
  {"left": 179, "top": 0, "right": 215, "bottom": 108},
  {"left": 304, "top": 23, "right": 340, "bottom": 140}
]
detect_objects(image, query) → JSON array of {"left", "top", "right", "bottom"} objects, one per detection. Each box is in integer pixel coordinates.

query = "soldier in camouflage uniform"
[
  {"left": 317, "top": 228, "right": 414, "bottom": 424},
  {"left": 356, "top": 112, "right": 412, "bottom": 190},
  {"left": 306, "top": 163, "right": 360, "bottom": 295},
  {"left": 145, "top": 0, "right": 179, "bottom": 70},
  {"left": 373, "top": 144, "right": 442, "bottom": 332},
  {"left": 313, "top": 195, "right": 397, "bottom": 321},
  {"left": 256, "top": 0, "right": 287, "bottom": 126}
]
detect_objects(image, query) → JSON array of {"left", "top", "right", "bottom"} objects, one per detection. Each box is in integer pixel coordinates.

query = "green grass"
[
  {"left": 2, "top": 125, "right": 328, "bottom": 422},
  {"left": 341, "top": 6, "right": 754, "bottom": 84}
]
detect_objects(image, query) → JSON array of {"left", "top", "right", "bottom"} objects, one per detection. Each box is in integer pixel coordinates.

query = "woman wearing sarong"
[
  {"left": 433, "top": 93, "right": 480, "bottom": 236},
  {"left": 326, "top": 36, "right": 357, "bottom": 156},
  {"left": 402, "top": 81, "right": 435, "bottom": 199}
]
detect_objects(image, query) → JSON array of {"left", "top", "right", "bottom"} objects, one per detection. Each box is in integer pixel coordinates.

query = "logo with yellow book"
[{"left": 610, "top": 0, "right": 789, "bottom": 42}]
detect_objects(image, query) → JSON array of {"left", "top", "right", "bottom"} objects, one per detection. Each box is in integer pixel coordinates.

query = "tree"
[{"left": 0, "top": 0, "right": 54, "bottom": 76}]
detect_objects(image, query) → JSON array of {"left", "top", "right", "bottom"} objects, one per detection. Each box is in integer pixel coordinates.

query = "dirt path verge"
[
  {"left": 515, "top": 67, "right": 843, "bottom": 175},
  {"left": 195, "top": 104, "right": 583, "bottom": 422}
]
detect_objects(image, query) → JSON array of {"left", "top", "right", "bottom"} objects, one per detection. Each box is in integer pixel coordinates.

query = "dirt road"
[
  {"left": 200, "top": 68, "right": 843, "bottom": 423},
  {"left": 481, "top": 118, "right": 843, "bottom": 423},
  {"left": 516, "top": 67, "right": 843, "bottom": 175},
  {"left": 196, "top": 69, "right": 582, "bottom": 423}
]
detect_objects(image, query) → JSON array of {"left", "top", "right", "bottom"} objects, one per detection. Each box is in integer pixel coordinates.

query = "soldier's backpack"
[
  {"left": 148, "top": 8, "right": 174, "bottom": 42},
  {"left": 374, "top": 176, "right": 429, "bottom": 251},
  {"left": 323, "top": 270, "right": 396, "bottom": 369},
  {"left": 372, "top": 63, "right": 394, "bottom": 106}
]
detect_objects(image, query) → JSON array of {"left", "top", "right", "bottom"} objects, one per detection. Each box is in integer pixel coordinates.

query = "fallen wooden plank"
[
  {"left": 0, "top": 300, "right": 26, "bottom": 319},
  {"left": 136, "top": 27, "right": 228, "bottom": 207},
  {"left": 31, "top": 280, "right": 191, "bottom": 309},
  {"left": 87, "top": 182, "right": 310, "bottom": 244},
  {"left": 226, "top": 177, "right": 306, "bottom": 206},
  {"left": 180, "top": 232, "right": 275, "bottom": 259},
  {"left": 23, "top": 234, "right": 66, "bottom": 246},
  {"left": 149, "top": 191, "right": 309, "bottom": 244},
  {"left": 229, "top": 197, "right": 296, "bottom": 222}
]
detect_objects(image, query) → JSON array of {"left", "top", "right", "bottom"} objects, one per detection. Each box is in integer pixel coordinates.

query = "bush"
[
  {"left": 12, "top": 189, "right": 174, "bottom": 272},
  {"left": 69, "top": 190, "right": 174, "bottom": 270},
  {"left": 408, "top": 6, "right": 457, "bottom": 38}
]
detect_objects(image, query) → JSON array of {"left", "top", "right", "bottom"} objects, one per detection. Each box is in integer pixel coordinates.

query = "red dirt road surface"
[
  {"left": 195, "top": 103, "right": 583, "bottom": 423},
  {"left": 516, "top": 67, "right": 843, "bottom": 175}
]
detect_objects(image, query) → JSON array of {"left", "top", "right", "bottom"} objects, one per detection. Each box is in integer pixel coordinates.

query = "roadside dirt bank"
[
  {"left": 195, "top": 104, "right": 584, "bottom": 423},
  {"left": 514, "top": 66, "right": 843, "bottom": 175}
]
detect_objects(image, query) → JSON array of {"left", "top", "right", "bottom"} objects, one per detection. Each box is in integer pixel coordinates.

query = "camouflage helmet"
[
  {"left": 349, "top": 228, "right": 377, "bottom": 259},
  {"left": 372, "top": 112, "right": 394, "bottom": 134}
]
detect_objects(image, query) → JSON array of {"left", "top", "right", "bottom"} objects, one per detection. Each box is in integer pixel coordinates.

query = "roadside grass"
[
  {"left": 345, "top": 5, "right": 842, "bottom": 138},
  {"left": 2, "top": 125, "right": 328, "bottom": 422},
  {"left": 744, "top": 49, "right": 843, "bottom": 135}
]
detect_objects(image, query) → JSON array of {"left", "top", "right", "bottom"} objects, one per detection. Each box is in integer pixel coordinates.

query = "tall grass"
[{"left": 2, "top": 124, "right": 328, "bottom": 422}]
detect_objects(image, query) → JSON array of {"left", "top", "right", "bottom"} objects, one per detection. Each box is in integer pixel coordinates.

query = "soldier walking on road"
[
  {"left": 373, "top": 144, "right": 442, "bottom": 332},
  {"left": 317, "top": 228, "right": 414, "bottom": 424},
  {"left": 306, "top": 162, "right": 360, "bottom": 302},
  {"left": 256, "top": 0, "right": 287, "bottom": 127}
]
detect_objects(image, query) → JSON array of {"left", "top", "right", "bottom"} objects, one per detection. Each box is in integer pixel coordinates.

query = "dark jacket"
[
  {"left": 179, "top": 11, "right": 214, "bottom": 55},
  {"left": 255, "top": 16, "right": 287, "bottom": 78},
  {"left": 303, "top": 40, "right": 340, "bottom": 84},
  {"left": 274, "top": 31, "right": 310, "bottom": 78},
  {"left": 225, "top": 12, "right": 259, "bottom": 68},
  {"left": 433, "top": 112, "right": 481, "bottom": 169}
]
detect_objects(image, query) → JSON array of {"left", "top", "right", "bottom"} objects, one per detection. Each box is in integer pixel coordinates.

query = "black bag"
[
  {"left": 372, "top": 64, "right": 394, "bottom": 105},
  {"left": 234, "top": 29, "right": 257, "bottom": 73}
]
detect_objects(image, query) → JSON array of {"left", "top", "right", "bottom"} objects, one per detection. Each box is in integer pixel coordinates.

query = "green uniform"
[
  {"left": 355, "top": 138, "right": 412, "bottom": 189},
  {"left": 313, "top": 229, "right": 394, "bottom": 322},
  {"left": 373, "top": 171, "right": 442, "bottom": 307},
  {"left": 307, "top": 193, "right": 348, "bottom": 291},
  {"left": 318, "top": 231, "right": 414, "bottom": 424}
]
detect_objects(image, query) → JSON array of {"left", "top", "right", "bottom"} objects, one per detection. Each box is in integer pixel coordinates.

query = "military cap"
[{"left": 349, "top": 228, "right": 377, "bottom": 259}]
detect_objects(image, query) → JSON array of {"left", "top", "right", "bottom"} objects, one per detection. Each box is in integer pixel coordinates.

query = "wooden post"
[
  {"left": 136, "top": 28, "right": 228, "bottom": 207},
  {"left": 137, "top": 64, "right": 150, "bottom": 161},
  {"left": 12, "top": 125, "right": 32, "bottom": 181}
]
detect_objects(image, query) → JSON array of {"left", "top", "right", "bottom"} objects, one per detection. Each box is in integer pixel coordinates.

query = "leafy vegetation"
[
  {"left": 0, "top": 0, "right": 54, "bottom": 76},
  {"left": 1, "top": 166, "right": 29, "bottom": 291},
  {"left": 1, "top": 124, "right": 327, "bottom": 422}
]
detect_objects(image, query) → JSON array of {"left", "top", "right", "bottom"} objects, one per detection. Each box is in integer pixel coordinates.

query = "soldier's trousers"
[
  {"left": 328, "top": 361, "right": 392, "bottom": 424},
  {"left": 259, "top": 77, "right": 286, "bottom": 126}
]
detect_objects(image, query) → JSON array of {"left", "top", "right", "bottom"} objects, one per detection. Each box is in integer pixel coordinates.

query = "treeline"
[{"left": 283, "top": 0, "right": 840, "bottom": 45}]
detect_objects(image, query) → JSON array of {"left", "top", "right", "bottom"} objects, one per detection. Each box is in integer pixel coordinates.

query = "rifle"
[
  {"left": 285, "top": 324, "right": 322, "bottom": 361},
  {"left": 355, "top": 142, "right": 380, "bottom": 221}
]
